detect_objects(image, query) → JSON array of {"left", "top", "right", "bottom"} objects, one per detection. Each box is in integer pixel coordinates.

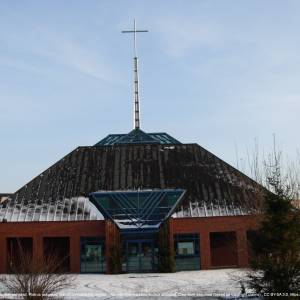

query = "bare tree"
[
  {"left": 245, "top": 135, "right": 300, "bottom": 198},
  {"left": 0, "top": 240, "right": 76, "bottom": 300}
]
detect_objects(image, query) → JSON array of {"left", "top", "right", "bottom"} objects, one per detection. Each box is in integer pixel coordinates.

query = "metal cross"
[
  {"left": 122, "top": 20, "right": 148, "bottom": 130},
  {"left": 122, "top": 19, "right": 148, "bottom": 58}
]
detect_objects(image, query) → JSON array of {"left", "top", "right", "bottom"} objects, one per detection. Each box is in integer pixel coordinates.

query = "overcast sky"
[{"left": 0, "top": 0, "right": 299, "bottom": 192}]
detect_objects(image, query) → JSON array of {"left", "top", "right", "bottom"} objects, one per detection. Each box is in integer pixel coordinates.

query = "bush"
[{"left": 0, "top": 240, "right": 75, "bottom": 300}]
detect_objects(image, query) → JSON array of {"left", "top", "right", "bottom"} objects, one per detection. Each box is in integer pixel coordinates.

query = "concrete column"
[
  {"left": 70, "top": 235, "right": 81, "bottom": 273},
  {"left": 200, "top": 231, "right": 211, "bottom": 269},
  {"left": 0, "top": 236, "right": 7, "bottom": 273},
  {"left": 33, "top": 235, "right": 43, "bottom": 270},
  {"left": 237, "top": 230, "right": 248, "bottom": 267}
]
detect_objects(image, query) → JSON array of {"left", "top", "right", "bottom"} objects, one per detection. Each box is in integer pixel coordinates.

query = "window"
[
  {"left": 174, "top": 234, "right": 199, "bottom": 256},
  {"left": 174, "top": 234, "right": 200, "bottom": 271},
  {"left": 80, "top": 237, "right": 105, "bottom": 273},
  {"left": 178, "top": 241, "right": 194, "bottom": 255}
]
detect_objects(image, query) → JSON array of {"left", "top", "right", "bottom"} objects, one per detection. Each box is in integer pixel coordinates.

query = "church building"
[{"left": 0, "top": 22, "right": 260, "bottom": 274}]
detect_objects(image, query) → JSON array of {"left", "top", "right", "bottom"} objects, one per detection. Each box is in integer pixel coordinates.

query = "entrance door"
[{"left": 126, "top": 240, "right": 154, "bottom": 272}]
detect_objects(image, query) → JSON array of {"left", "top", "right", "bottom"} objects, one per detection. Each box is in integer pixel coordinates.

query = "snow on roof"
[{"left": 0, "top": 196, "right": 104, "bottom": 222}]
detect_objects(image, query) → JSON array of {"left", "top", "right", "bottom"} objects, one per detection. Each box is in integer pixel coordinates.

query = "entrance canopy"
[{"left": 89, "top": 189, "right": 185, "bottom": 232}]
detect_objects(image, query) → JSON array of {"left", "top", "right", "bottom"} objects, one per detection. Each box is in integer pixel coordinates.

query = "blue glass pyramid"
[
  {"left": 95, "top": 129, "right": 181, "bottom": 146},
  {"left": 117, "top": 129, "right": 159, "bottom": 144}
]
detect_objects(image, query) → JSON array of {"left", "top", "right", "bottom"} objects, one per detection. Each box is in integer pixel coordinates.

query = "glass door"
[
  {"left": 126, "top": 240, "right": 154, "bottom": 272},
  {"left": 127, "top": 241, "right": 140, "bottom": 272},
  {"left": 140, "top": 241, "right": 153, "bottom": 272}
]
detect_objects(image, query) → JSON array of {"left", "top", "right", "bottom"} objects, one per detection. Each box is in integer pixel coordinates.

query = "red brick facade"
[
  {"left": 0, "top": 221, "right": 105, "bottom": 273},
  {"left": 0, "top": 215, "right": 259, "bottom": 273},
  {"left": 171, "top": 215, "right": 259, "bottom": 269}
]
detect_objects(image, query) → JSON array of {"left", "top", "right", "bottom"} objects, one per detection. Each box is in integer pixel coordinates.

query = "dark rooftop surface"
[{"left": 0, "top": 142, "right": 261, "bottom": 222}]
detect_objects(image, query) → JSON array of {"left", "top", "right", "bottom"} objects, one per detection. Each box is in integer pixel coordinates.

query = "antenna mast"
[{"left": 122, "top": 20, "right": 148, "bottom": 129}]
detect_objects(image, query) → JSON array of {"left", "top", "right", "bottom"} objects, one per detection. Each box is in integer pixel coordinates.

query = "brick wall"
[
  {"left": 0, "top": 220, "right": 105, "bottom": 273},
  {"left": 0, "top": 215, "right": 259, "bottom": 273},
  {"left": 171, "top": 215, "right": 259, "bottom": 269}
]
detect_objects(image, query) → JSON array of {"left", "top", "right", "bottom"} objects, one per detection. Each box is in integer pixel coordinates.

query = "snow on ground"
[{"left": 0, "top": 269, "right": 258, "bottom": 299}]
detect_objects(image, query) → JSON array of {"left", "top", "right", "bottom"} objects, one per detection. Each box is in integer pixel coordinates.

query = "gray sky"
[{"left": 1, "top": 0, "right": 299, "bottom": 192}]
